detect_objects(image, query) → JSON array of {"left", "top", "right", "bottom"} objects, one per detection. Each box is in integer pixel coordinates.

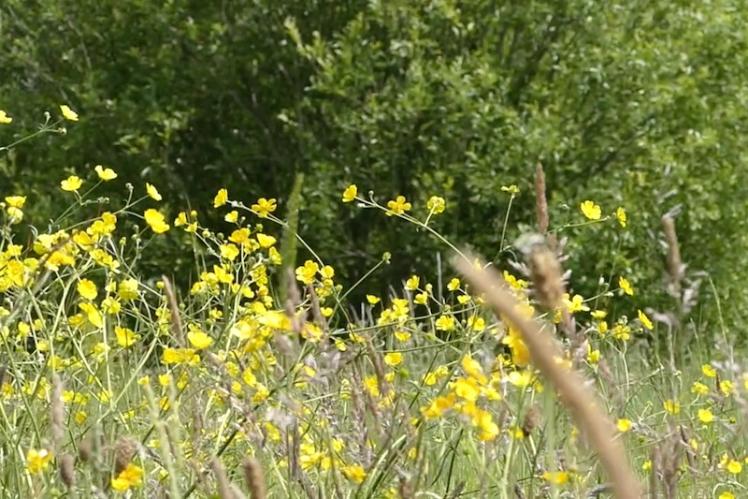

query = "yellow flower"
[
  {"left": 5, "top": 195, "right": 25, "bottom": 222},
  {"left": 702, "top": 364, "right": 716, "bottom": 378},
  {"left": 61, "top": 175, "right": 83, "bottom": 192},
  {"left": 637, "top": 309, "right": 653, "bottom": 330},
  {"left": 213, "top": 188, "right": 228, "bottom": 208},
  {"left": 542, "top": 470, "right": 570, "bottom": 485},
  {"left": 616, "top": 418, "right": 633, "bottom": 432},
  {"left": 435, "top": 314, "right": 455, "bottom": 331},
  {"left": 79, "top": 303, "right": 103, "bottom": 327},
  {"left": 111, "top": 463, "right": 144, "bottom": 492},
  {"left": 366, "top": 295, "right": 380, "bottom": 305},
  {"left": 618, "top": 276, "right": 634, "bottom": 296},
  {"left": 187, "top": 327, "right": 213, "bottom": 350},
  {"left": 426, "top": 195, "right": 446, "bottom": 214},
  {"left": 508, "top": 370, "right": 533, "bottom": 388},
  {"left": 225, "top": 210, "right": 239, "bottom": 223},
  {"left": 341, "top": 464, "right": 366, "bottom": 484},
  {"left": 726, "top": 459, "right": 742, "bottom": 474},
  {"left": 342, "top": 184, "right": 358, "bottom": 203},
  {"left": 586, "top": 347, "right": 600, "bottom": 364},
  {"left": 77, "top": 279, "right": 98, "bottom": 301},
  {"left": 501, "top": 184, "right": 520, "bottom": 195},
  {"left": 615, "top": 207, "right": 627, "bottom": 227},
  {"left": 474, "top": 409, "right": 499, "bottom": 440},
  {"left": 26, "top": 448, "right": 53, "bottom": 474},
  {"left": 296, "top": 260, "right": 319, "bottom": 285},
  {"left": 697, "top": 408, "right": 714, "bottom": 424},
  {"left": 719, "top": 380, "right": 734, "bottom": 397},
  {"left": 114, "top": 326, "right": 139, "bottom": 348},
  {"left": 612, "top": 322, "right": 630, "bottom": 341},
  {"left": 5, "top": 195, "right": 26, "bottom": 209},
  {"left": 405, "top": 275, "right": 420, "bottom": 290},
  {"left": 60, "top": 104, "right": 79, "bottom": 121},
  {"left": 383, "top": 352, "right": 403, "bottom": 367},
  {"left": 162, "top": 347, "right": 199, "bottom": 365},
  {"left": 719, "top": 492, "right": 735, "bottom": 499},
  {"left": 256, "top": 233, "right": 276, "bottom": 248},
  {"left": 691, "top": 381, "right": 709, "bottom": 395},
  {"left": 564, "top": 294, "right": 589, "bottom": 313},
  {"left": 219, "top": 243, "right": 239, "bottom": 262},
  {"left": 591, "top": 310, "right": 607, "bottom": 320},
  {"left": 663, "top": 399, "right": 680, "bottom": 415},
  {"left": 0, "top": 110, "right": 13, "bottom": 124},
  {"left": 580, "top": 200, "right": 601, "bottom": 220},
  {"left": 146, "top": 183, "right": 162, "bottom": 201},
  {"left": 386, "top": 195, "right": 411, "bottom": 216},
  {"left": 94, "top": 165, "right": 117, "bottom": 181},
  {"left": 251, "top": 197, "right": 277, "bottom": 218},
  {"left": 144, "top": 209, "right": 170, "bottom": 234},
  {"left": 118, "top": 278, "right": 139, "bottom": 301}
]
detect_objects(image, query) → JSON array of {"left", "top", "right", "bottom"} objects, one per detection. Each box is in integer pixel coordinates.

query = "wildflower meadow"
[{"left": 0, "top": 106, "right": 745, "bottom": 498}]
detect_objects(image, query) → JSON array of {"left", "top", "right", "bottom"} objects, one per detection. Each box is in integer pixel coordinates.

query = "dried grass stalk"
[
  {"left": 51, "top": 375, "right": 65, "bottom": 451},
  {"left": 453, "top": 254, "right": 642, "bottom": 499},
  {"left": 78, "top": 435, "right": 93, "bottom": 463},
  {"left": 661, "top": 216, "right": 683, "bottom": 295},
  {"left": 534, "top": 162, "right": 549, "bottom": 235},
  {"left": 59, "top": 453, "right": 76, "bottom": 489},
  {"left": 285, "top": 267, "right": 304, "bottom": 334},
  {"left": 528, "top": 244, "right": 564, "bottom": 311},
  {"left": 242, "top": 458, "right": 267, "bottom": 499},
  {"left": 210, "top": 458, "right": 235, "bottom": 499},
  {"left": 114, "top": 437, "right": 138, "bottom": 474},
  {"left": 162, "top": 275, "right": 185, "bottom": 345}
]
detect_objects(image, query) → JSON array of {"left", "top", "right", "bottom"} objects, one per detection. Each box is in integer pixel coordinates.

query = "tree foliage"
[{"left": 1, "top": 0, "right": 747, "bottom": 333}]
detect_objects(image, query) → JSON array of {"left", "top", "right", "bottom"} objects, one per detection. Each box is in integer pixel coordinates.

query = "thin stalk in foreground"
[{"left": 453, "top": 254, "right": 642, "bottom": 499}]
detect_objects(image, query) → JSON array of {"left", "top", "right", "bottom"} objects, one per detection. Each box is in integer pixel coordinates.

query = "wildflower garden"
[{"left": 1, "top": 2, "right": 747, "bottom": 498}]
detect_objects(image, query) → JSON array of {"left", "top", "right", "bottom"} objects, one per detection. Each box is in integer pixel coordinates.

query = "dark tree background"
[{"left": 1, "top": 0, "right": 747, "bottom": 336}]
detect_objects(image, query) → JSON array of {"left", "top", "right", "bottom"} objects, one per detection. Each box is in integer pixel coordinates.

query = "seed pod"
[
  {"left": 114, "top": 437, "right": 137, "bottom": 474},
  {"left": 522, "top": 405, "right": 542, "bottom": 437},
  {"left": 242, "top": 458, "right": 267, "bottom": 499},
  {"left": 59, "top": 453, "right": 76, "bottom": 488}
]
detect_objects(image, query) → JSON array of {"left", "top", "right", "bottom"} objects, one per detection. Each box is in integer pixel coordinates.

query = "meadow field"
[
  {"left": 3, "top": 3, "right": 748, "bottom": 496},
  {"left": 0, "top": 107, "right": 745, "bottom": 498}
]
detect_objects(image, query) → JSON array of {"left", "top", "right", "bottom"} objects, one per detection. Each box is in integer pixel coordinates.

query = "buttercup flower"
[
  {"left": 342, "top": 184, "right": 358, "bottom": 202},
  {"left": 426, "top": 195, "right": 446, "bottom": 214},
  {"left": 386, "top": 195, "right": 411, "bottom": 216},
  {"left": 144, "top": 209, "right": 170, "bottom": 233},
  {"left": 26, "top": 448, "right": 53, "bottom": 474},
  {"left": 95, "top": 165, "right": 117, "bottom": 181},
  {"left": 213, "top": 188, "right": 228, "bottom": 208},
  {"left": 619, "top": 276, "right": 634, "bottom": 296},
  {"left": 146, "top": 183, "right": 162, "bottom": 201},
  {"left": 251, "top": 197, "right": 277, "bottom": 218},
  {"left": 60, "top": 104, "right": 79, "bottom": 121},
  {"left": 61, "top": 175, "right": 83, "bottom": 192},
  {"left": 616, "top": 207, "right": 627, "bottom": 227},
  {"left": 111, "top": 463, "right": 144, "bottom": 492},
  {"left": 638, "top": 309, "right": 653, "bottom": 330},
  {"left": 580, "top": 200, "right": 602, "bottom": 220}
]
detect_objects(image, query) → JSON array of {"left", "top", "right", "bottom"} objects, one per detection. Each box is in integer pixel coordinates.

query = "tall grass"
[{"left": 0, "top": 111, "right": 745, "bottom": 498}]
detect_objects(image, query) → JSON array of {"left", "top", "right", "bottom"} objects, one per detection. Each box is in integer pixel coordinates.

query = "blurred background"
[{"left": 1, "top": 0, "right": 747, "bottom": 338}]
